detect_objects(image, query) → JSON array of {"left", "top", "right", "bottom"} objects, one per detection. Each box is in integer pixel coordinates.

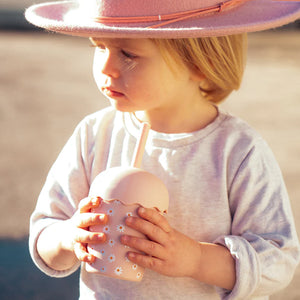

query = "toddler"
[{"left": 25, "top": 0, "right": 300, "bottom": 299}]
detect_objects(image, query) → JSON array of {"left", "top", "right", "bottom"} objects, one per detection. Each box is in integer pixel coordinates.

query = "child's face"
[{"left": 92, "top": 38, "right": 201, "bottom": 117}]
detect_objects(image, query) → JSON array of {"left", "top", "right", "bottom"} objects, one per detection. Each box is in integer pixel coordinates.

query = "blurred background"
[{"left": 1, "top": 1, "right": 300, "bottom": 299}]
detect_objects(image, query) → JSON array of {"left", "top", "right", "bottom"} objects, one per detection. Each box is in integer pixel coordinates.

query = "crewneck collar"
[{"left": 122, "top": 107, "right": 228, "bottom": 149}]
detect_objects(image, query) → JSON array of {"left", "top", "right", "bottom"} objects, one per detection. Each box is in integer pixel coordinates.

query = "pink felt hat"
[{"left": 25, "top": 0, "right": 300, "bottom": 38}]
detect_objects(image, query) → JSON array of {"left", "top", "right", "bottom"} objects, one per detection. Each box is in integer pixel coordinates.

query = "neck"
[{"left": 134, "top": 102, "right": 218, "bottom": 134}]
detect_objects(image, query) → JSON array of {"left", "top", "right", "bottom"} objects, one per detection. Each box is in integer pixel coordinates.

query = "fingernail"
[
  {"left": 99, "top": 214, "right": 107, "bottom": 222},
  {"left": 126, "top": 216, "right": 134, "bottom": 224},
  {"left": 97, "top": 233, "right": 106, "bottom": 241},
  {"left": 128, "top": 252, "right": 136, "bottom": 259},
  {"left": 139, "top": 207, "right": 146, "bottom": 214},
  {"left": 92, "top": 196, "right": 101, "bottom": 206},
  {"left": 121, "top": 235, "right": 129, "bottom": 243},
  {"left": 88, "top": 254, "right": 95, "bottom": 263}
]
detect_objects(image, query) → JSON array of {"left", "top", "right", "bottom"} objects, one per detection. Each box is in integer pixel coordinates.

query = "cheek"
[
  {"left": 93, "top": 54, "right": 106, "bottom": 89},
  {"left": 123, "top": 63, "right": 157, "bottom": 93}
]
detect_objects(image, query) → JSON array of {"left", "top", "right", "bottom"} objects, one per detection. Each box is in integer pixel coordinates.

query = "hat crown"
[{"left": 79, "top": 0, "right": 226, "bottom": 18}]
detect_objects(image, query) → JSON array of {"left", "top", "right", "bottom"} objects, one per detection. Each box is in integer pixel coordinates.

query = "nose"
[{"left": 98, "top": 49, "right": 120, "bottom": 79}]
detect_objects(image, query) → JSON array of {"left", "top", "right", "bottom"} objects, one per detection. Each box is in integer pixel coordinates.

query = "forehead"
[{"left": 90, "top": 37, "right": 154, "bottom": 50}]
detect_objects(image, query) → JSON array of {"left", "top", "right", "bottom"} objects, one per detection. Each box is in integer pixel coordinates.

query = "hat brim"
[{"left": 25, "top": 0, "right": 300, "bottom": 38}]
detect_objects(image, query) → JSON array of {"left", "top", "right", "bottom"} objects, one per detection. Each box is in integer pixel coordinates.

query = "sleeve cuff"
[
  {"left": 29, "top": 221, "right": 81, "bottom": 278},
  {"left": 214, "top": 235, "right": 261, "bottom": 299}
]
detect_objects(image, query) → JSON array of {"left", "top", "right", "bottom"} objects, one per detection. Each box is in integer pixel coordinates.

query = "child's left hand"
[{"left": 120, "top": 207, "right": 202, "bottom": 279}]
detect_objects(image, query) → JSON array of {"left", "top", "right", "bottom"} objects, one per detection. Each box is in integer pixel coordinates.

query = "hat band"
[
  {"left": 94, "top": 0, "right": 300, "bottom": 29},
  {"left": 94, "top": 0, "right": 246, "bottom": 28}
]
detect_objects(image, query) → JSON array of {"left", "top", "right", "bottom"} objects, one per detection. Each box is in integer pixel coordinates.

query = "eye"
[
  {"left": 97, "top": 44, "right": 107, "bottom": 52},
  {"left": 91, "top": 42, "right": 107, "bottom": 54},
  {"left": 89, "top": 41, "right": 106, "bottom": 51},
  {"left": 121, "top": 49, "right": 137, "bottom": 59}
]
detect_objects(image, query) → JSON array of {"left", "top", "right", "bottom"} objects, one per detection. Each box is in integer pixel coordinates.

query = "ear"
[{"left": 189, "top": 66, "right": 206, "bottom": 82}]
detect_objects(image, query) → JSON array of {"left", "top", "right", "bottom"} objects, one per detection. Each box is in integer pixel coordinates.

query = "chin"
[{"left": 109, "top": 102, "right": 134, "bottom": 113}]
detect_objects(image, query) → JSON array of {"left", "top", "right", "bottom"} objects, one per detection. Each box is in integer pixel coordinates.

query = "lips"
[{"left": 102, "top": 86, "right": 124, "bottom": 98}]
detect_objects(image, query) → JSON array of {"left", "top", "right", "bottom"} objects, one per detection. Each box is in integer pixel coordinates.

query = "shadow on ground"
[{"left": 0, "top": 239, "right": 79, "bottom": 300}]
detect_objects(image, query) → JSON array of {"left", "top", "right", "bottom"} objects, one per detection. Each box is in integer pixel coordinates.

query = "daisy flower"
[
  {"left": 136, "top": 272, "right": 142, "bottom": 279},
  {"left": 103, "top": 225, "right": 110, "bottom": 234},
  {"left": 108, "top": 254, "right": 116, "bottom": 263},
  {"left": 126, "top": 212, "right": 133, "bottom": 217},
  {"left": 114, "top": 267, "right": 123, "bottom": 276},
  {"left": 107, "top": 208, "right": 114, "bottom": 216},
  {"left": 108, "top": 239, "right": 115, "bottom": 247},
  {"left": 132, "top": 264, "right": 138, "bottom": 270},
  {"left": 116, "top": 224, "right": 125, "bottom": 233},
  {"left": 100, "top": 266, "right": 106, "bottom": 273}
]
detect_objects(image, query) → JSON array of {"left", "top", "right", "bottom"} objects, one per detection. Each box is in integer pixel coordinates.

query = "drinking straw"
[{"left": 131, "top": 122, "right": 150, "bottom": 168}]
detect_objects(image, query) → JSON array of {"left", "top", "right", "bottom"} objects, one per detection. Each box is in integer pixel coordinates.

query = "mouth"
[{"left": 102, "top": 87, "right": 124, "bottom": 98}]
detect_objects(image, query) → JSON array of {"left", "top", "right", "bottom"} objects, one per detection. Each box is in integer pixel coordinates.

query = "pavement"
[{"left": 0, "top": 10, "right": 300, "bottom": 300}]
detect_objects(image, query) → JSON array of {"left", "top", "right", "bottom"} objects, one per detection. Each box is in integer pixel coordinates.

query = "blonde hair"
[{"left": 151, "top": 34, "right": 247, "bottom": 103}]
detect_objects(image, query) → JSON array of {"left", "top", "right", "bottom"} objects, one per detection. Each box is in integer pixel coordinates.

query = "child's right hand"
[
  {"left": 37, "top": 196, "right": 107, "bottom": 271},
  {"left": 68, "top": 196, "right": 108, "bottom": 263}
]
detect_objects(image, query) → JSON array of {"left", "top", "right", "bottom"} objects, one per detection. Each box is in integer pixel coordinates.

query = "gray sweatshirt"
[{"left": 29, "top": 106, "right": 300, "bottom": 299}]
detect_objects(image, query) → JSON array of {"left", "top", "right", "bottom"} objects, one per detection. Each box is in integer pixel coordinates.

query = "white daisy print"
[
  {"left": 108, "top": 254, "right": 116, "bottom": 263},
  {"left": 126, "top": 212, "right": 133, "bottom": 217},
  {"left": 103, "top": 225, "right": 110, "bottom": 234},
  {"left": 108, "top": 239, "right": 115, "bottom": 247},
  {"left": 100, "top": 266, "right": 106, "bottom": 273},
  {"left": 136, "top": 272, "right": 142, "bottom": 279},
  {"left": 107, "top": 208, "right": 114, "bottom": 216},
  {"left": 100, "top": 249, "right": 105, "bottom": 257},
  {"left": 114, "top": 266, "right": 123, "bottom": 276},
  {"left": 132, "top": 264, "right": 138, "bottom": 270},
  {"left": 116, "top": 224, "right": 125, "bottom": 233}
]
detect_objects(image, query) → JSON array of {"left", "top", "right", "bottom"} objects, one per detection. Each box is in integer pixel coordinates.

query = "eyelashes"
[
  {"left": 121, "top": 49, "right": 138, "bottom": 60},
  {"left": 90, "top": 43, "right": 138, "bottom": 60},
  {"left": 91, "top": 43, "right": 139, "bottom": 71}
]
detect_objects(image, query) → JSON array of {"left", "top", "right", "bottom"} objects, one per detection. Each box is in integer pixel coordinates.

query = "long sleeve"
[
  {"left": 28, "top": 107, "right": 115, "bottom": 277},
  {"left": 215, "top": 139, "right": 300, "bottom": 299}
]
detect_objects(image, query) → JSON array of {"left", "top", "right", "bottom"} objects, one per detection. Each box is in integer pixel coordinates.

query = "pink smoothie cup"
[{"left": 85, "top": 123, "right": 169, "bottom": 281}]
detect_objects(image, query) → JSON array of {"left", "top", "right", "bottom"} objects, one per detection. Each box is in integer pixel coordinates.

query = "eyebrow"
[
  {"left": 90, "top": 37, "right": 149, "bottom": 51},
  {"left": 90, "top": 38, "right": 129, "bottom": 46}
]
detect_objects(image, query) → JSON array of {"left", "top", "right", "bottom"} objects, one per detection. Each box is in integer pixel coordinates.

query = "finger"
[
  {"left": 125, "top": 215, "right": 168, "bottom": 246},
  {"left": 121, "top": 235, "right": 166, "bottom": 259},
  {"left": 74, "top": 213, "right": 108, "bottom": 228},
  {"left": 74, "top": 242, "right": 95, "bottom": 263},
  {"left": 127, "top": 251, "right": 164, "bottom": 273},
  {"left": 74, "top": 227, "right": 106, "bottom": 244},
  {"left": 79, "top": 196, "right": 102, "bottom": 213},
  {"left": 138, "top": 207, "right": 172, "bottom": 233}
]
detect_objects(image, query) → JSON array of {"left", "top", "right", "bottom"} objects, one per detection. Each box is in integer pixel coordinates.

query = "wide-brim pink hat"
[{"left": 25, "top": 0, "right": 300, "bottom": 38}]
